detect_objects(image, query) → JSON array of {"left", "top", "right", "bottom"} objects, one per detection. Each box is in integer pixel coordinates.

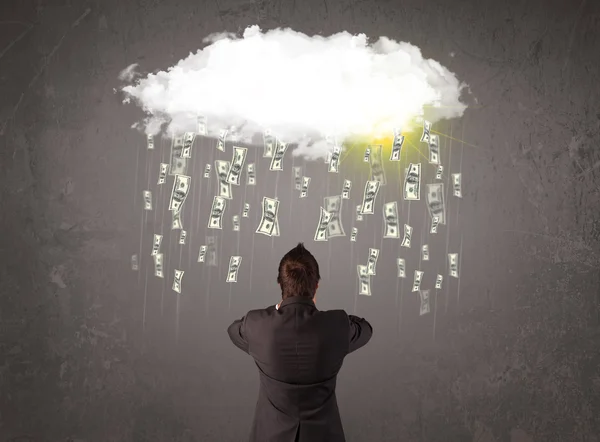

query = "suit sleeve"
[
  {"left": 347, "top": 314, "right": 372, "bottom": 354},
  {"left": 227, "top": 315, "right": 250, "bottom": 353}
]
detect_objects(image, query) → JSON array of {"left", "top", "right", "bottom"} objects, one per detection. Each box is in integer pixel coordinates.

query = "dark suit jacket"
[{"left": 227, "top": 296, "right": 373, "bottom": 442}]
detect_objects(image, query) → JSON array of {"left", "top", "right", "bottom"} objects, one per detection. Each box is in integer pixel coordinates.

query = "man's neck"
[{"left": 277, "top": 295, "right": 315, "bottom": 309}]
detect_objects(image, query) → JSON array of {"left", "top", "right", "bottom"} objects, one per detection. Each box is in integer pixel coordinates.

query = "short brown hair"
[{"left": 277, "top": 242, "right": 320, "bottom": 299}]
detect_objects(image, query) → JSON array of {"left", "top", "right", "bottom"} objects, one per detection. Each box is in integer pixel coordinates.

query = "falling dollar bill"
[
  {"left": 397, "top": 258, "right": 406, "bottom": 278},
  {"left": 131, "top": 254, "right": 138, "bottom": 271},
  {"left": 232, "top": 215, "right": 240, "bottom": 232},
  {"left": 143, "top": 190, "right": 152, "bottom": 210},
  {"left": 368, "top": 144, "right": 386, "bottom": 185},
  {"left": 412, "top": 270, "right": 424, "bottom": 292},
  {"left": 401, "top": 224, "right": 413, "bottom": 248},
  {"left": 197, "top": 115, "right": 207, "bottom": 136},
  {"left": 203, "top": 163, "right": 211, "bottom": 179},
  {"left": 359, "top": 180, "right": 380, "bottom": 215},
  {"left": 435, "top": 274, "right": 443, "bottom": 290},
  {"left": 216, "top": 129, "right": 228, "bottom": 151},
  {"left": 426, "top": 183, "right": 446, "bottom": 225},
  {"left": 263, "top": 129, "right": 275, "bottom": 158},
  {"left": 197, "top": 245, "right": 207, "bottom": 263},
  {"left": 436, "top": 165, "right": 443, "bottom": 180},
  {"left": 328, "top": 145, "right": 341, "bottom": 173},
  {"left": 157, "top": 163, "right": 169, "bottom": 185},
  {"left": 428, "top": 134, "right": 440, "bottom": 165},
  {"left": 350, "top": 227, "right": 357, "bottom": 242},
  {"left": 153, "top": 253, "right": 163, "bottom": 278},
  {"left": 207, "top": 249, "right": 217, "bottom": 266},
  {"left": 293, "top": 167, "right": 302, "bottom": 190},
  {"left": 383, "top": 201, "right": 400, "bottom": 238},
  {"left": 314, "top": 207, "right": 333, "bottom": 241},
  {"left": 356, "top": 205, "right": 363, "bottom": 221},
  {"left": 226, "top": 256, "right": 242, "bottom": 282},
  {"left": 207, "top": 196, "right": 226, "bottom": 229},
  {"left": 181, "top": 132, "right": 196, "bottom": 158},
  {"left": 147, "top": 134, "right": 154, "bottom": 150},
  {"left": 366, "top": 248, "right": 380, "bottom": 275},
  {"left": 256, "top": 196, "right": 280, "bottom": 236},
  {"left": 215, "top": 160, "right": 233, "bottom": 199},
  {"left": 151, "top": 234, "right": 162, "bottom": 256},
  {"left": 228, "top": 126, "right": 242, "bottom": 143},
  {"left": 179, "top": 230, "right": 187, "bottom": 245},
  {"left": 270, "top": 140, "right": 289, "bottom": 171},
  {"left": 172, "top": 209, "right": 183, "bottom": 230},
  {"left": 420, "top": 120, "right": 432, "bottom": 143},
  {"left": 168, "top": 174, "right": 191, "bottom": 212},
  {"left": 390, "top": 129, "right": 404, "bottom": 161},
  {"left": 324, "top": 195, "right": 345, "bottom": 237},
  {"left": 422, "top": 244, "right": 429, "bottom": 261},
  {"left": 419, "top": 290, "right": 430, "bottom": 315},
  {"left": 448, "top": 253, "right": 459, "bottom": 278},
  {"left": 357, "top": 265, "right": 371, "bottom": 296},
  {"left": 206, "top": 236, "right": 217, "bottom": 266},
  {"left": 403, "top": 163, "right": 421, "bottom": 200},
  {"left": 363, "top": 147, "right": 370, "bottom": 162},
  {"left": 247, "top": 163, "right": 256, "bottom": 186},
  {"left": 430, "top": 216, "right": 440, "bottom": 234},
  {"left": 226, "top": 146, "right": 247, "bottom": 186},
  {"left": 452, "top": 173, "right": 462, "bottom": 198},
  {"left": 342, "top": 179, "right": 352, "bottom": 199},
  {"left": 169, "top": 135, "right": 188, "bottom": 176},
  {"left": 300, "top": 176, "right": 310, "bottom": 198},
  {"left": 172, "top": 269, "right": 184, "bottom": 293},
  {"left": 242, "top": 203, "right": 250, "bottom": 218}
]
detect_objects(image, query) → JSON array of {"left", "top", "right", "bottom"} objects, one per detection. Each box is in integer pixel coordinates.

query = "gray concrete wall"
[{"left": 1, "top": 0, "right": 599, "bottom": 441}]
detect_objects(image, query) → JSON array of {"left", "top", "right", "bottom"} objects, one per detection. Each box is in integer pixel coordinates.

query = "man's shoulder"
[
  {"left": 245, "top": 305, "right": 277, "bottom": 319},
  {"left": 319, "top": 308, "right": 348, "bottom": 317},
  {"left": 317, "top": 308, "right": 350, "bottom": 325},
  {"left": 245, "top": 306, "right": 349, "bottom": 321}
]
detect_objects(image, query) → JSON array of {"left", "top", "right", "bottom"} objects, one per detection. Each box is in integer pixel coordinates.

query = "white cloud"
[
  {"left": 118, "top": 63, "right": 139, "bottom": 82},
  {"left": 121, "top": 25, "right": 468, "bottom": 160}
]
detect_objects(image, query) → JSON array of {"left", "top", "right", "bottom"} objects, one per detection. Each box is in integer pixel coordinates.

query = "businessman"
[{"left": 227, "top": 242, "right": 373, "bottom": 442}]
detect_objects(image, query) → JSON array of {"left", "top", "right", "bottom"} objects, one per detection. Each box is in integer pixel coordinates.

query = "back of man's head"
[{"left": 277, "top": 242, "right": 320, "bottom": 300}]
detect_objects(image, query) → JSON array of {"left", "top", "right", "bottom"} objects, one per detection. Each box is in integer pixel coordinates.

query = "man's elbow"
[
  {"left": 226, "top": 321, "right": 238, "bottom": 340},
  {"left": 362, "top": 322, "right": 373, "bottom": 346}
]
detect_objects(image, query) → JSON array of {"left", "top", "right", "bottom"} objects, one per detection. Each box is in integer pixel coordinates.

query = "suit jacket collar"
[{"left": 279, "top": 296, "right": 316, "bottom": 309}]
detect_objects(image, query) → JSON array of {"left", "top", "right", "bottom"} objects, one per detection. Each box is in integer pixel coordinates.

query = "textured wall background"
[{"left": 1, "top": 0, "right": 600, "bottom": 441}]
